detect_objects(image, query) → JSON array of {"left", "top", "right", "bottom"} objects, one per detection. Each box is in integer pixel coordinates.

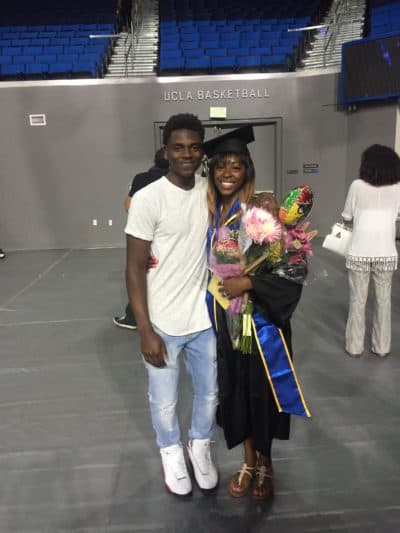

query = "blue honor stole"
[{"left": 252, "top": 310, "right": 311, "bottom": 418}]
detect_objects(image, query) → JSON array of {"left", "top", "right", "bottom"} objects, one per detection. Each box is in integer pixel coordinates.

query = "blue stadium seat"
[
  {"left": 39, "top": 31, "right": 57, "bottom": 38},
  {"left": 2, "top": 33, "right": 20, "bottom": 39},
  {"left": 23, "top": 32, "right": 38, "bottom": 39},
  {"left": 227, "top": 47, "right": 250, "bottom": 57},
  {"left": 66, "top": 45, "right": 85, "bottom": 54},
  {"left": 241, "top": 31, "right": 261, "bottom": 41},
  {"left": 180, "top": 33, "right": 200, "bottom": 43},
  {"left": 79, "top": 53, "right": 99, "bottom": 64},
  {"left": 254, "top": 24, "right": 272, "bottom": 32},
  {"left": 31, "top": 38, "right": 50, "bottom": 46},
  {"left": 24, "top": 46, "right": 43, "bottom": 56},
  {"left": 58, "top": 54, "right": 78, "bottom": 63},
  {"left": 182, "top": 48, "right": 203, "bottom": 57},
  {"left": 51, "top": 38, "right": 70, "bottom": 46},
  {"left": 13, "top": 55, "right": 34, "bottom": 64},
  {"left": 71, "top": 37, "right": 90, "bottom": 45},
  {"left": 251, "top": 46, "right": 272, "bottom": 55},
  {"left": 200, "top": 39, "right": 219, "bottom": 49},
  {"left": 162, "top": 41, "right": 180, "bottom": 50},
  {"left": 25, "top": 63, "right": 49, "bottom": 76},
  {"left": 159, "top": 57, "right": 185, "bottom": 73},
  {"left": 237, "top": 55, "right": 261, "bottom": 70},
  {"left": 3, "top": 47, "right": 22, "bottom": 56},
  {"left": 181, "top": 41, "right": 198, "bottom": 50},
  {"left": 261, "top": 53, "right": 290, "bottom": 70},
  {"left": 210, "top": 56, "right": 236, "bottom": 70},
  {"left": 273, "top": 45, "right": 293, "bottom": 54},
  {"left": 241, "top": 39, "right": 261, "bottom": 47},
  {"left": 86, "top": 44, "right": 107, "bottom": 54},
  {"left": 185, "top": 56, "right": 210, "bottom": 70},
  {"left": 60, "top": 31, "right": 76, "bottom": 37},
  {"left": 36, "top": 54, "right": 57, "bottom": 64},
  {"left": 72, "top": 61, "right": 99, "bottom": 76},
  {"left": 75, "top": 31, "right": 92, "bottom": 37},
  {"left": 206, "top": 47, "right": 228, "bottom": 56},
  {"left": 48, "top": 63, "right": 72, "bottom": 76},
  {"left": 43, "top": 46, "right": 63, "bottom": 55},
  {"left": 1, "top": 63, "right": 25, "bottom": 77},
  {"left": 11, "top": 39, "right": 31, "bottom": 46},
  {"left": 160, "top": 49, "right": 183, "bottom": 59},
  {"left": 0, "top": 56, "right": 12, "bottom": 64}
]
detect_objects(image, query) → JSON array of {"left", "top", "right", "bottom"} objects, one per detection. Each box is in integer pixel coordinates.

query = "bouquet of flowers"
[
  {"left": 209, "top": 194, "right": 284, "bottom": 353},
  {"left": 237, "top": 198, "right": 283, "bottom": 353}
]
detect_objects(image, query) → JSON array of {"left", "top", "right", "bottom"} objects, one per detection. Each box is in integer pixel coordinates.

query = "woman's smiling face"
[{"left": 213, "top": 155, "right": 247, "bottom": 199}]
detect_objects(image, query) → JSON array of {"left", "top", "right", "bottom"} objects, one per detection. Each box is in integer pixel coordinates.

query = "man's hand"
[
  {"left": 220, "top": 276, "right": 252, "bottom": 299},
  {"left": 140, "top": 328, "right": 168, "bottom": 368}
]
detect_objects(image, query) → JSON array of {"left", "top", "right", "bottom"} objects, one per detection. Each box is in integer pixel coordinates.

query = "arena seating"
[
  {"left": 158, "top": 0, "right": 328, "bottom": 75},
  {"left": 0, "top": 0, "right": 116, "bottom": 80},
  {"left": 368, "top": 0, "right": 400, "bottom": 37}
]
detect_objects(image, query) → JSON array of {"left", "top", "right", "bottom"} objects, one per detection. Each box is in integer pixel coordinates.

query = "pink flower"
[{"left": 242, "top": 207, "right": 282, "bottom": 245}]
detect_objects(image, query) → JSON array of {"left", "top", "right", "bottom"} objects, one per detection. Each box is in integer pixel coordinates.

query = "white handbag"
[{"left": 322, "top": 223, "right": 352, "bottom": 256}]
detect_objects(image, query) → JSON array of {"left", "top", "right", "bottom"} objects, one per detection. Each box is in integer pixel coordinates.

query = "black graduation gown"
[{"left": 215, "top": 271, "right": 303, "bottom": 456}]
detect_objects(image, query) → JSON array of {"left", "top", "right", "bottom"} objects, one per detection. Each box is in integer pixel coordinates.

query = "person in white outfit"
[
  {"left": 125, "top": 114, "right": 218, "bottom": 496},
  {"left": 342, "top": 144, "right": 400, "bottom": 358}
]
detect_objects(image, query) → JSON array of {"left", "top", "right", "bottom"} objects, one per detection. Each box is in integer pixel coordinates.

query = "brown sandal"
[
  {"left": 252, "top": 463, "right": 274, "bottom": 500},
  {"left": 228, "top": 463, "right": 255, "bottom": 497}
]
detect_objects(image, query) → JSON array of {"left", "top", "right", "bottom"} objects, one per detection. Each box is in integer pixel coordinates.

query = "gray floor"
[{"left": 0, "top": 244, "right": 399, "bottom": 533}]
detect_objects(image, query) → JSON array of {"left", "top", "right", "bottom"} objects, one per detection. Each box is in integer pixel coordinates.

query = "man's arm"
[{"left": 125, "top": 234, "right": 167, "bottom": 367}]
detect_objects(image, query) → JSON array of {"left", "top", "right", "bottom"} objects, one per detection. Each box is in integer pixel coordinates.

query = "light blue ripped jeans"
[{"left": 143, "top": 326, "right": 218, "bottom": 449}]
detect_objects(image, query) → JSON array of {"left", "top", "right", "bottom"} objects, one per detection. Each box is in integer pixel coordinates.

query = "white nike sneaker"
[
  {"left": 160, "top": 444, "right": 192, "bottom": 496},
  {"left": 187, "top": 438, "right": 218, "bottom": 491}
]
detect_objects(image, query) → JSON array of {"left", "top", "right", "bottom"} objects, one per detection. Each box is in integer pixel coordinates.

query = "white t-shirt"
[
  {"left": 125, "top": 175, "right": 211, "bottom": 336},
  {"left": 342, "top": 179, "right": 400, "bottom": 266}
]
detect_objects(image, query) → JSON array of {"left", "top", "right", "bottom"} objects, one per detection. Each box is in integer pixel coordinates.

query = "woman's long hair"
[
  {"left": 359, "top": 144, "right": 400, "bottom": 186},
  {"left": 207, "top": 152, "right": 256, "bottom": 223}
]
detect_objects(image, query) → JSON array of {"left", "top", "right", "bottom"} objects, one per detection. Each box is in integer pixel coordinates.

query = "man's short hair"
[{"left": 163, "top": 113, "right": 205, "bottom": 146}]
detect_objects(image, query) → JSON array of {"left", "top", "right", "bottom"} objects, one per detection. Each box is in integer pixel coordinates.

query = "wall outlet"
[
  {"left": 108, "top": 219, "right": 113, "bottom": 226},
  {"left": 92, "top": 219, "right": 97, "bottom": 226}
]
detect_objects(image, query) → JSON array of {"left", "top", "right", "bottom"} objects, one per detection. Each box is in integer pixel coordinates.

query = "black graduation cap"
[{"left": 203, "top": 125, "right": 255, "bottom": 159}]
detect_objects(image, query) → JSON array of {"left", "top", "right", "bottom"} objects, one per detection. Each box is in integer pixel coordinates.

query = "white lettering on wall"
[{"left": 163, "top": 87, "right": 270, "bottom": 102}]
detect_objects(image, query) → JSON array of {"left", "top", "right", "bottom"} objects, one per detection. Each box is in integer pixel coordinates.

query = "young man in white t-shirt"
[{"left": 125, "top": 114, "right": 218, "bottom": 496}]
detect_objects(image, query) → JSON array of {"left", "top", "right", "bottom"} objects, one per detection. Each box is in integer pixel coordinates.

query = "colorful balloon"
[{"left": 279, "top": 185, "right": 314, "bottom": 226}]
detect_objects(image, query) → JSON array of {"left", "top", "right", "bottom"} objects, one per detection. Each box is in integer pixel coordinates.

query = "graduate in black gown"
[{"left": 204, "top": 127, "right": 311, "bottom": 500}]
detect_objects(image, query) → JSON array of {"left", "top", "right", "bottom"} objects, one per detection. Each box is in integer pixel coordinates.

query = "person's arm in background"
[
  {"left": 342, "top": 181, "right": 356, "bottom": 225},
  {"left": 124, "top": 176, "right": 136, "bottom": 212},
  {"left": 124, "top": 196, "right": 132, "bottom": 212}
]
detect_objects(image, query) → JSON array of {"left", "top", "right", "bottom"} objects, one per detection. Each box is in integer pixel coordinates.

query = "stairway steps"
[
  {"left": 300, "top": 0, "right": 366, "bottom": 70},
  {"left": 106, "top": 0, "right": 159, "bottom": 77}
]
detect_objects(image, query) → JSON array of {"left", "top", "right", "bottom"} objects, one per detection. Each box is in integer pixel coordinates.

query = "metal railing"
[{"left": 124, "top": 0, "right": 143, "bottom": 75}]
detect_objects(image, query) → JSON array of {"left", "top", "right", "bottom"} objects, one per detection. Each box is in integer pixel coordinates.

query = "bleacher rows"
[
  {"left": 0, "top": 24, "right": 114, "bottom": 79},
  {"left": 158, "top": 18, "right": 309, "bottom": 74}
]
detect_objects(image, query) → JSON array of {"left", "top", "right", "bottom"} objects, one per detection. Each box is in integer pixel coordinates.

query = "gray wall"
[{"left": 0, "top": 72, "right": 397, "bottom": 250}]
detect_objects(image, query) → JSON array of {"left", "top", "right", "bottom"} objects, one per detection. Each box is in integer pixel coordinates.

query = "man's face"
[{"left": 164, "top": 129, "right": 203, "bottom": 180}]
